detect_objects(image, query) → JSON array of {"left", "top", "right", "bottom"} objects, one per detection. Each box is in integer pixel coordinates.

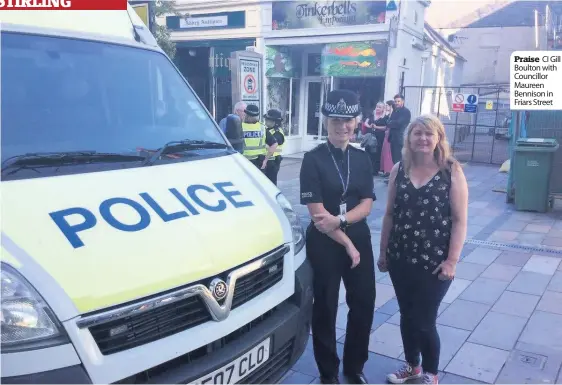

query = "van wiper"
[
  {"left": 142, "top": 140, "right": 229, "bottom": 166},
  {"left": 1, "top": 151, "right": 145, "bottom": 174}
]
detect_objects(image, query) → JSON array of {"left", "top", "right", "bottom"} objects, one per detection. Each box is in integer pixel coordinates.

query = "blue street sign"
[
  {"left": 464, "top": 104, "right": 477, "bottom": 113},
  {"left": 387, "top": 0, "right": 397, "bottom": 11},
  {"left": 467, "top": 94, "right": 477, "bottom": 105}
]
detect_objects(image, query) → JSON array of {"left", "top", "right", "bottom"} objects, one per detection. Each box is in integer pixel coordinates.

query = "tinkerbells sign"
[{"left": 272, "top": 0, "right": 386, "bottom": 30}]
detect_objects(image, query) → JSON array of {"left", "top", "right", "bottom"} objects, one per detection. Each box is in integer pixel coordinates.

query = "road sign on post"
[
  {"left": 230, "top": 50, "right": 263, "bottom": 114},
  {"left": 452, "top": 92, "right": 479, "bottom": 113}
]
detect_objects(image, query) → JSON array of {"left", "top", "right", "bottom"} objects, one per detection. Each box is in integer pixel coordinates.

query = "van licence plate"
[{"left": 191, "top": 337, "right": 271, "bottom": 384}]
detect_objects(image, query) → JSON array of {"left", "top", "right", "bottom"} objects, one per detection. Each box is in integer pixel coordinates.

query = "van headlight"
[
  {"left": 1, "top": 263, "right": 67, "bottom": 352},
  {"left": 276, "top": 193, "right": 305, "bottom": 257}
]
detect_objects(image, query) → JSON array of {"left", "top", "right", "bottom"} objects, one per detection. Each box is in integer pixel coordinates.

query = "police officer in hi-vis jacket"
[
  {"left": 263, "top": 108, "right": 286, "bottom": 186},
  {"left": 241, "top": 104, "right": 277, "bottom": 170}
]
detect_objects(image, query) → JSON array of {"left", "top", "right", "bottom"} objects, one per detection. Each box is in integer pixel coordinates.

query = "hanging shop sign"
[
  {"left": 321, "top": 41, "right": 388, "bottom": 77},
  {"left": 272, "top": 0, "right": 386, "bottom": 30},
  {"left": 166, "top": 11, "right": 246, "bottom": 31}
]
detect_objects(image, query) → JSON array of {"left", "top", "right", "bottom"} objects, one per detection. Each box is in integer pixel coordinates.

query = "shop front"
[
  {"left": 166, "top": 10, "right": 256, "bottom": 122},
  {"left": 263, "top": 0, "right": 391, "bottom": 155}
]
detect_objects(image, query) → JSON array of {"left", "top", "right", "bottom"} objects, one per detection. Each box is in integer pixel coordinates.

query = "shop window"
[
  {"left": 266, "top": 77, "right": 301, "bottom": 137},
  {"left": 338, "top": 77, "right": 385, "bottom": 117},
  {"left": 289, "top": 78, "right": 301, "bottom": 136}
]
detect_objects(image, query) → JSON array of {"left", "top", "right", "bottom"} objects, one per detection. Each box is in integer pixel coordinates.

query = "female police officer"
[
  {"left": 300, "top": 89, "right": 376, "bottom": 385},
  {"left": 263, "top": 108, "right": 286, "bottom": 185}
]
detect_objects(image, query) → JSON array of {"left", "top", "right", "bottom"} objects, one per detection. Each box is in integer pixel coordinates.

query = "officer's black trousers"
[
  {"left": 390, "top": 132, "right": 404, "bottom": 165},
  {"left": 306, "top": 223, "right": 376, "bottom": 378},
  {"left": 249, "top": 156, "right": 265, "bottom": 171},
  {"left": 264, "top": 156, "right": 282, "bottom": 185}
]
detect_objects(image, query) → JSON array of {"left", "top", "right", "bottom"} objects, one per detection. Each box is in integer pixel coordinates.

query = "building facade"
[
  {"left": 426, "top": 0, "right": 562, "bottom": 85},
  {"left": 161, "top": 0, "right": 433, "bottom": 155}
]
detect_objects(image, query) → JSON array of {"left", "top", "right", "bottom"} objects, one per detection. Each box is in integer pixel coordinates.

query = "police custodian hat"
[
  {"left": 244, "top": 104, "right": 260, "bottom": 117},
  {"left": 264, "top": 108, "right": 284, "bottom": 122},
  {"left": 321, "top": 89, "right": 361, "bottom": 118}
]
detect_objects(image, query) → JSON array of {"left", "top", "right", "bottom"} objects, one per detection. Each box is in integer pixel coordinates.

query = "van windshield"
[{"left": 1, "top": 32, "right": 229, "bottom": 181}]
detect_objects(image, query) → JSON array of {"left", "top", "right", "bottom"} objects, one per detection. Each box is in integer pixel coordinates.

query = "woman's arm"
[
  {"left": 379, "top": 162, "right": 400, "bottom": 258},
  {"left": 300, "top": 152, "right": 354, "bottom": 247},
  {"left": 345, "top": 198, "right": 373, "bottom": 224},
  {"left": 312, "top": 153, "right": 373, "bottom": 232},
  {"left": 446, "top": 162, "right": 469, "bottom": 264},
  {"left": 312, "top": 197, "right": 373, "bottom": 234},
  {"left": 306, "top": 203, "right": 355, "bottom": 248},
  {"left": 264, "top": 130, "right": 278, "bottom": 162}
]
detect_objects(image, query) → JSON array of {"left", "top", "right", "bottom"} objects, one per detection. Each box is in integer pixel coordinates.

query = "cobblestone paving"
[{"left": 277, "top": 159, "right": 562, "bottom": 384}]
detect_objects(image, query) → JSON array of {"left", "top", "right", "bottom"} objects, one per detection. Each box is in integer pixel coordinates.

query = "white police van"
[{"left": 0, "top": 5, "right": 312, "bottom": 384}]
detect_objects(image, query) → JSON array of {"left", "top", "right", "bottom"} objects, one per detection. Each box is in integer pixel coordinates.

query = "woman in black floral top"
[{"left": 378, "top": 115, "right": 468, "bottom": 385}]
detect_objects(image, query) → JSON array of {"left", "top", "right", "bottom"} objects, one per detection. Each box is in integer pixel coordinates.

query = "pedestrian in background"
[
  {"left": 363, "top": 102, "right": 387, "bottom": 174},
  {"left": 300, "top": 89, "right": 376, "bottom": 385},
  {"left": 220, "top": 101, "right": 246, "bottom": 153},
  {"left": 378, "top": 115, "right": 468, "bottom": 385},
  {"left": 359, "top": 128, "right": 378, "bottom": 173},
  {"left": 387, "top": 94, "right": 411, "bottom": 164},
  {"left": 380, "top": 100, "right": 395, "bottom": 176}
]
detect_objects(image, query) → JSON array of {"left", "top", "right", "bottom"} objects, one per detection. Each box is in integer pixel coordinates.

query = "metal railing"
[{"left": 402, "top": 85, "right": 511, "bottom": 165}]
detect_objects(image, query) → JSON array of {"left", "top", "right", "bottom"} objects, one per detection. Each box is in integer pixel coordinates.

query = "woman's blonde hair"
[
  {"left": 401, "top": 114, "right": 457, "bottom": 177},
  {"left": 375, "top": 102, "right": 385, "bottom": 110},
  {"left": 244, "top": 115, "right": 259, "bottom": 124}
]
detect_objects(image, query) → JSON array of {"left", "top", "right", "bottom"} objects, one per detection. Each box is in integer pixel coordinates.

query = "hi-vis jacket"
[
  {"left": 242, "top": 122, "right": 266, "bottom": 160},
  {"left": 269, "top": 128, "right": 285, "bottom": 157}
]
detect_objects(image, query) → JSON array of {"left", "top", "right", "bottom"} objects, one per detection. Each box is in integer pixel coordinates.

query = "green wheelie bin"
[{"left": 513, "top": 138, "right": 559, "bottom": 212}]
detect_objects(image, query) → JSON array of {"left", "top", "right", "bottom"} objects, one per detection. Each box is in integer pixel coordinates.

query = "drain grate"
[
  {"left": 512, "top": 350, "right": 547, "bottom": 369},
  {"left": 464, "top": 239, "right": 562, "bottom": 256}
]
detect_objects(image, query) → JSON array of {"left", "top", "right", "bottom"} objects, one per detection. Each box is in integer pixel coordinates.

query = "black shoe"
[
  {"left": 344, "top": 372, "right": 368, "bottom": 384},
  {"left": 320, "top": 375, "right": 340, "bottom": 384}
]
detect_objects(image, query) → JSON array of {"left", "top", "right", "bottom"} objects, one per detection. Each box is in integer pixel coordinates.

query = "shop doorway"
[
  {"left": 175, "top": 47, "right": 212, "bottom": 112},
  {"left": 303, "top": 77, "right": 331, "bottom": 151},
  {"left": 337, "top": 77, "right": 385, "bottom": 117}
]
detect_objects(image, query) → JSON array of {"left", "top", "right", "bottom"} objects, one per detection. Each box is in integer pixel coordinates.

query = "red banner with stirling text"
[{"left": 0, "top": 0, "right": 128, "bottom": 10}]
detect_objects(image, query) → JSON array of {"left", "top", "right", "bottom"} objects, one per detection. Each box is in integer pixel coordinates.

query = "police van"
[{"left": 0, "top": 5, "right": 312, "bottom": 384}]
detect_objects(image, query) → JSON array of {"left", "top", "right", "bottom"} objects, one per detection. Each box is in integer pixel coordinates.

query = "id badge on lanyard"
[
  {"left": 327, "top": 144, "right": 350, "bottom": 217},
  {"left": 339, "top": 202, "right": 347, "bottom": 216}
]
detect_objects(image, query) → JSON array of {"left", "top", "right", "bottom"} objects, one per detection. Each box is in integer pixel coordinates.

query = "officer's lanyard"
[{"left": 326, "top": 143, "right": 350, "bottom": 203}]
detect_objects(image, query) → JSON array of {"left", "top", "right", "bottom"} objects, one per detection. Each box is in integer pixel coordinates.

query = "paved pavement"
[{"left": 277, "top": 158, "right": 562, "bottom": 384}]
